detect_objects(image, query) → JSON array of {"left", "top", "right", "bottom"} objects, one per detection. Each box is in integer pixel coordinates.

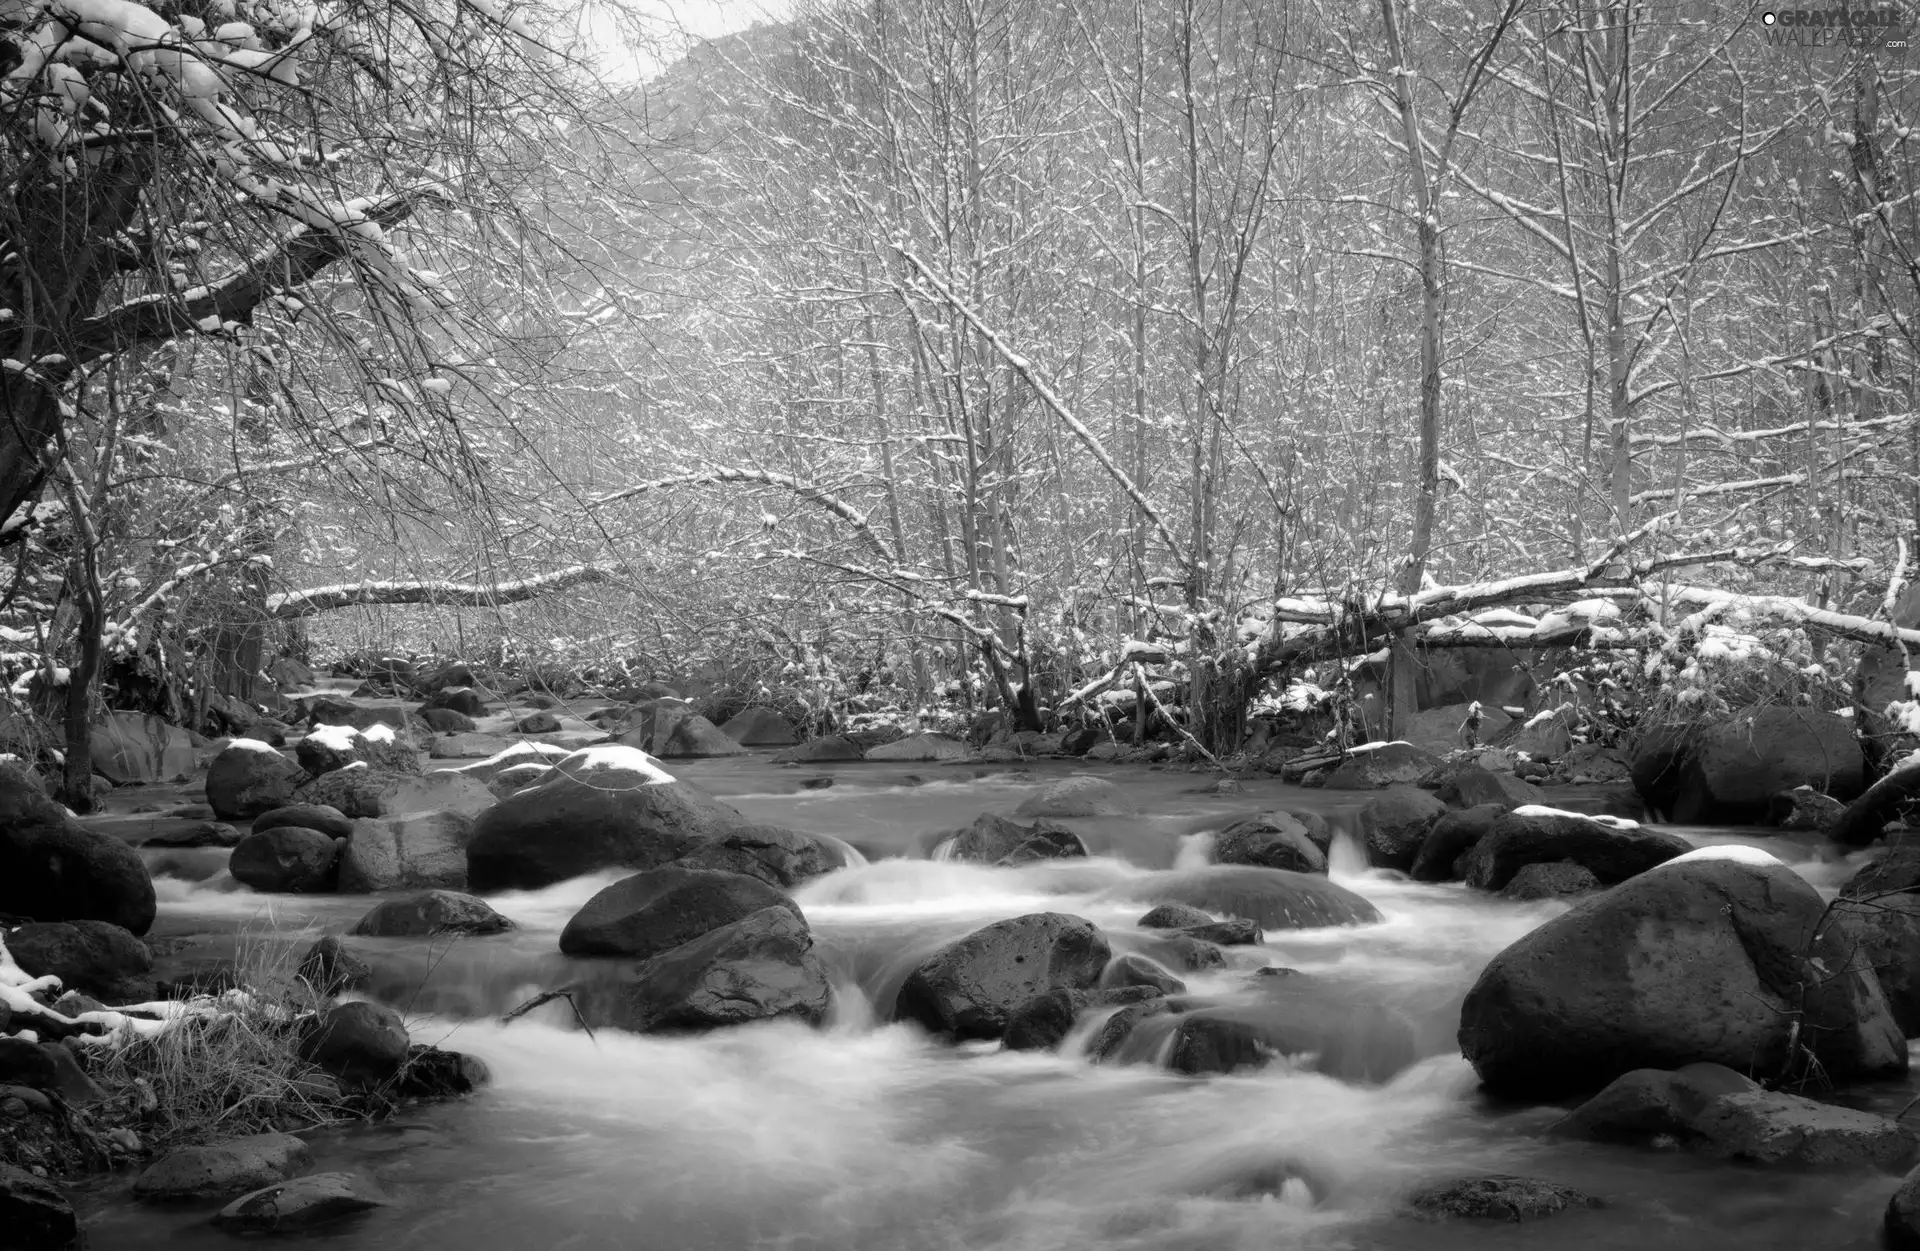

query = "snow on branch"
[
  {"left": 69, "top": 192, "right": 428, "bottom": 364},
  {"left": 266, "top": 564, "right": 614, "bottom": 620},
  {"left": 1255, "top": 544, "right": 1882, "bottom": 667},
  {"left": 587, "top": 468, "right": 893, "bottom": 562}
]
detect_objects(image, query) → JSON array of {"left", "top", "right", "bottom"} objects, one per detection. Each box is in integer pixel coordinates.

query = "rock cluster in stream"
[{"left": 24, "top": 667, "right": 1920, "bottom": 1243}]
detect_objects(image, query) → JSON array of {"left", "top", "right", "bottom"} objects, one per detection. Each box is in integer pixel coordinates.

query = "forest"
[
  {"left": 4, "top": 0, "right": 1916, "bottom": 790},
  {"left": 6, "top": 1, "right": 1920, "bottom": 1248}
]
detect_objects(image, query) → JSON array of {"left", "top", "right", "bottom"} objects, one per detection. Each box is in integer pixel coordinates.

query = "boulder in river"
[
  {"left": 433, "top": 740, "right": 573, "bottom": 782},
  {"left": 89, "top": 711, "right": 194, "bottom": 785},
  {"left": 574, "top": 905, "right": 832, "bottom": 1033},
  {"left": 206, "top": 739, "right": 303, "bottom": 820},
  {"left": 0, "top": 765, "right": 155, "bottom": 935},
  {"left": 658, "top": 714, "right": 749, "bottom": 758},
  {"left": 1211, "top": 812, "right": 1327, "bottom": 875},
  {"left": 769, "top": 735, "right": 863, "bottom": 763},
  {"left": 337, "top": 811, "right": 474, "bottom": 892},
  {"left": 135, "top": 1133, "right": 313, "bottom": 1202},
  {"left": 1458, "top": 851, "right": 1907, "bottom": 1098},
  {"left": 297, "top": 766, "right": 493, "bottom": 820},
  {"left": 419, "top": 707, "right": 478, "bottom": 734},
  {"left": 1407, "top": 1175, "right": 1600, "bottom": 1222},
  {"left": 894, "top": 912, "right": 1112, "bottom": 1040},
  {"left": 1321, "top": 742, "right": 1442, "bottom": 789},
  {"left": 938, "top": 812, "right": 1088, "bottom": 865},
  {"left": 229, "top": 827, "right": 339, "bottom": 893},
  {"left": 1500, "top": 861, "right": 1600, "bottom": 901},
  {"left": 466, "top": 746, "right": 767, "bottom": 892},
  {"left": 1102, "top": 865, "right": 1381, "bottom": 929},
  {"left": 1890, "top": 1164, "right": 1920, "bottom": 1250},
  {"left": 1554, "top": 1062, "right": 1916, "bottom": 1168},
  {"left": 1014, "top": 775, "right": 1133, "bottom": 817},
  {"left": 212, "top": 1172, "right": 387, "bottom": 1233},
  {"left": 1832, "top": 842, "right": 1920, "bottom": 1037},
  {"left": 1408, "top": 805, "right": 1505, "bottom": 882},
  {"left": 559, "top": 866, "right": 800, "bottom": 958},
  {"left": 1003, "top": 985, "right": 1168, "bottom": 1051},
  {"left": 719, "top": 707, "right": 797, "bottom": 746},
  {"left": 669, "top": 826, "right": 858, "bottom": 888},
  {"left": 298, "top": 1001, "right": 410, "bottom": 1088},
  {"left": 1359, "top": 788, "right": 1447, "bottom": 871},
  {"left": 349, "top": 890, "right": 511, "bottom": 938},
  {"left": 1433, "top": 764, "right": 1544, "bottom": 811},
  {"left": 3, "top": 919, "right": 153, "bottom": 1003},
  {"left": 1137, "top": 903, "right": 1214, "bottom": 929},
  {"left": 1630, "top": 707, "right": 1863, "bottom": 823},
  {"left": 514, "top": 711, "right": 563, "bottom": 734},
  {"left": 866, "top": 733, "right": 969, "bottom": 761},
  {"left": 0, "top": 1163, "right": 78, "bottom": 1250},
  {"left": 422, "top": 686, "right": 488, "bottom": 718},
  {"left": 296, "top": 722, "right": 418, "bottom": 777},
  {"left": 251, "top": 804, "right": 353, "bottom": 839},
  {"left": 1457, "top": 806, "right": 1690, "bottom": 891},
  {"left": 140, "top": 820, "right": 242, "bottom": 849},
  {"left": 1769, "top": 784, "right": 1845, "bottom": 832},
  {"left": 1093, "top": 970, "right": 1418, "bottom": 1082}
]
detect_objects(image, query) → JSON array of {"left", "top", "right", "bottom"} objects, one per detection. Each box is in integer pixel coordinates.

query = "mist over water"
[{"left": 99, "top": 759, "right": 1905, "bottom": 1249}]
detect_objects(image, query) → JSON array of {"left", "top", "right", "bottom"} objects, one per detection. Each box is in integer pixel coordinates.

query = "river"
[{"left": 69, "top": 756, "right": 1913, "bottom": 1250}]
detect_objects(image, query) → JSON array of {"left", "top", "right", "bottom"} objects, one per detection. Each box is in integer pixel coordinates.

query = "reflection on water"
[{"left": 88, "top": 758, "right": 1904, "bottom": 1249}]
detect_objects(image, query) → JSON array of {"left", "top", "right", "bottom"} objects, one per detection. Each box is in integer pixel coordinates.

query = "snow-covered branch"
[{"left": 266, "top": 565, "right": 615, "bottom": 620}]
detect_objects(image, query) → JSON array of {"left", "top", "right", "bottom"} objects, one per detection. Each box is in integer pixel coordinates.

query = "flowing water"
[{"left": 70, "top": 759, "right": 1916, "bottom": 1249}]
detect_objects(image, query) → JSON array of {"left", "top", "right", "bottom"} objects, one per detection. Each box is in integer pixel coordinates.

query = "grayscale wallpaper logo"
[{"left": 1761, "top": 6, "right": 1912, "bottom": 55}]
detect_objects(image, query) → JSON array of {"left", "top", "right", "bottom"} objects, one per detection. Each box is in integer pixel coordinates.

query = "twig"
[{"left": 500, "top": 988, "right": 596, "bottom": 1040}]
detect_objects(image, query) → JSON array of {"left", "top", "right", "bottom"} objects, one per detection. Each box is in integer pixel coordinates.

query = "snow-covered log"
[
  {"left": 1830, "top": 754, "right": 1920, "bottom": 848},
  {"left": 266, "top": 564, "right": 614, "bottom": 619},
  {"left": 1253, "top": 544, "right": 1888, "bottom": 669}
]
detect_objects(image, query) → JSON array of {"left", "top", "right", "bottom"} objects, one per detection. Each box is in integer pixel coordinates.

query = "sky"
[{"left": 570, "top": 0, "right": 793, "bottom": 81}]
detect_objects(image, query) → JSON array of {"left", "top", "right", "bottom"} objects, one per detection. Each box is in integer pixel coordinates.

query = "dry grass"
[{"left": 84, "top": 926, "right": 354, "bottom": 1153}]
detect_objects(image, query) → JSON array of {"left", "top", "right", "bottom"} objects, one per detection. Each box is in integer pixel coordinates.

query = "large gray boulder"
[
  {"left": 1014, "top": 776, "right": 1132, "bottom": 817},
  {"left": 1554, "top": 1062, "right": 1916, "bottom": 1168},
  {"left": 212, "top": 1172, "right": 387, "bottom": 1233},
  {"left": 229, "top": 827, "right": 339, "bottom": 893},
  {"left": 1457, "top": 807, "right": 1691, "bottom": 891},
  {"left": 1359, "top": 788, "right": 1447, "bottom": 871},
  {"left": 769, "top": 735, "right": 863, "bottom": 763},
  {"left": 336, "top": 812, "right": 473, "bottom": 892},
  {"left": 1101, "top": 866, "right": 1381, "bottom": 929},
  {"left": 0, "top": 765, "right": 155, "bottom": 934},
  {"left": 135, "top": 1133, "right": 312, "bottom": 1202},
  {"left": 559, "top": 866, "right": 798, "bottom": 958},
  {"left": 349, "top": 890, "right": 511, "bottom": 938},
  {"left": 1631, "top": 706, "right": 1864, "bottom": 823},
  {"left": 1833, "top": 841, "right": 1920, "bottom": 1037},
  {"left": 1458, "top": 852, "right": 1907, "bottom": 1098},
  {"left": 1409, "top": 804, "right": 1505, "bottom": 882},
  {"left": 669, "top": 827, "right": 857, "bottom": 888},
  {"left": 719, "top": 707, "right": 796, "bottom": 746},
  {"left": 1322, "top": 742, "right": 1442, "bottom": 789},
  {"left": 3, "top": 919, "right": 153, "bottom": 1003},
  {"left": 893, "top": 912, "right": 1111, "bottom": 1039},
  {"left": 866, "top": 733, "right": 968, "bottom": 762},
  {"left": 937, "top": 813, "right": 1088, "bottom": 866},
  {"left": 1093, "top": 970, "right": 1418, "bottom": 1083},
  {"left": 572, "top": 906, "right": 832, "bottom": 1034},
  {"left": 90, "top": 711, "right": 194, "bottom": 785},
  {"left": 465, "top": 746, "right": 766, "bottom": 891},
  {"left": 1211, "top": 812, "right": 1327, "bottom": 875},
  {"left": 205, "top": 740, "right": 302, "bottom": 820}
]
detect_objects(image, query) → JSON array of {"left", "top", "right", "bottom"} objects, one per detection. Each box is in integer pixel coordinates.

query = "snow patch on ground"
[{"left": 224, "top": 737, "right": 282, "bottom": 756}]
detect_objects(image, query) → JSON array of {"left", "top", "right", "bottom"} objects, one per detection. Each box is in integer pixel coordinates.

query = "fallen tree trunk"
[
  {"left": 1831, "top": 753, "right": 1920, "bottom": 848},
  {"left": 266, "top": 565, "right": 614, "bottom": 620}
]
